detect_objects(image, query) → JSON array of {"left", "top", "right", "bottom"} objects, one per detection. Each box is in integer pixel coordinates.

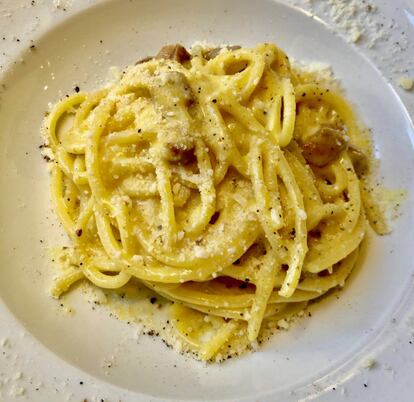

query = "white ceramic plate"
[{"left": 0, "top": 0, "right": 413, "bottom": 401}]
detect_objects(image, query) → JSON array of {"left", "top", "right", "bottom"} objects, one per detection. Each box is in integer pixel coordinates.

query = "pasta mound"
[{"left": 44, "top": 43, "right": 379, "bottom": 361}]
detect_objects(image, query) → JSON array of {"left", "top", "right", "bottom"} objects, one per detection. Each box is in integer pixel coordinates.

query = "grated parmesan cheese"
[
  {"left": 9, "top": 385, "right": 25, "bottom": 397},
  {"left": 303, "top": 0, "right": 389, "bottom": 48},
  {"left": 194, "top": 246, "right": 207, "bottom": 258},
  {"left": 397, "top": 76, "right": 413, "bottom": 91},
  {"left": 298, "top": 209, "right": 307, "bottom": 220},
  {"left": 361, "top": 357, "right": 376, "bottom": 369},
  {"left": 277, "top": 318, "right": 290, "bottom": 330}
]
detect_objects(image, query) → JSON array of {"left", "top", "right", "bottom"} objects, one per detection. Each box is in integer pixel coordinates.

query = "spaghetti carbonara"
[{"left": 44, "top": 43, "right": 384, "bottom": 361}]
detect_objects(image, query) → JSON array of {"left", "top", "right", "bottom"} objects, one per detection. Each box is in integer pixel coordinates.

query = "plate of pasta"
[{"left": 0, "top": 0, "right": 413, "bottom": 401}]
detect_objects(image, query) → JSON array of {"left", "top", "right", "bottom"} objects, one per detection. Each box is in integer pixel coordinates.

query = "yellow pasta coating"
[{"left": 44, "top": 42, "right": 378, "bottom": 361}]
